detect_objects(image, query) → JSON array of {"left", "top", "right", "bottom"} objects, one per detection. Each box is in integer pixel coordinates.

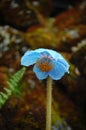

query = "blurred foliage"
[
  {"left": 0, "top": 0, "right": 86, "bottom": 130},
  {"left": 0, "top": 0, "right": 52, "bottom": 30},
  {"left": 24, "top": 4, "right": 86, "bottom": 50}
]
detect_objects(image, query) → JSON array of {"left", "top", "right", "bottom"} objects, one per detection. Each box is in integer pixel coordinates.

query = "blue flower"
[{"left": 21, "top": 48, "right": 69, "bottom": 80}]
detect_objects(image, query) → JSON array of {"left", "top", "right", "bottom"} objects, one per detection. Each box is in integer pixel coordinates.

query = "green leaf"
[{"left": 0, "top": 67, "right": 26, "bottom": 109}]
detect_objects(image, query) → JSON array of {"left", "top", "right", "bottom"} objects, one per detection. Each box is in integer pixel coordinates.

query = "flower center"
[{"left": 36, "top": 56, "right": 53, "bottom": 72}]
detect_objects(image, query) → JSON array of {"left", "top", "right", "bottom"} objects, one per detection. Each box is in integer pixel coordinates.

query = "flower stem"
[{"left": 46, "top": 76, "right": 52, "bottom": 130}]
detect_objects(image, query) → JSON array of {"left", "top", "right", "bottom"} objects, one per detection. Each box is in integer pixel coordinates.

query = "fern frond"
[
  {"left": 0, "top": 67, "right": 26, "bottom": 109},
  {"left": 0, "top": 95, "right": 4, "bottom": 104},
  {"left": 0, "top": 92, "right": 8, "bottom": 100},
  {"left": 4, "top": 88, "right": 12, "bottom": 96},
  {"left": 7, "top": 67, "right": 26, "bottom": 90}
]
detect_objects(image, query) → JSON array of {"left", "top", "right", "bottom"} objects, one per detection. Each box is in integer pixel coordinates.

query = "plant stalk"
[{"left": 46, "top": 76, "right": 52, "bottom": 130}]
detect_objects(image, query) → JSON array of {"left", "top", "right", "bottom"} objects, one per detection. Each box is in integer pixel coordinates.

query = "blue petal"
[
  {"left": 34, "top": 48, "right": 62, "bottom": 58},
  {"left": 44, "top": 49, "right": 64, "bottom": 60},
  {"left": 31, "top": 48, "right": 65, "bottom": 60},
  {"left": 33, "top": 65, "right": 48, "bottom": 80},
  {"left": 34, "top": 48, "right": 51, "bottom": 56},
  {"left": 21, "top": 50, "right": 40, "bottom": 66},
  {"left": 49, "top": 60, "right": 69, "bottom": 80},
  {"left": 34, "top": 48, "right": 47, "bottom": 53},
  {"left": 57, "top": 58, "right": 70, "bottom": 72}
]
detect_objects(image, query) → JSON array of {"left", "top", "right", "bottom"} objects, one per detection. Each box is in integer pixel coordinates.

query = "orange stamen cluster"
[{"left": 36, "top": 57, "right": 53, "bottom": 72}]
